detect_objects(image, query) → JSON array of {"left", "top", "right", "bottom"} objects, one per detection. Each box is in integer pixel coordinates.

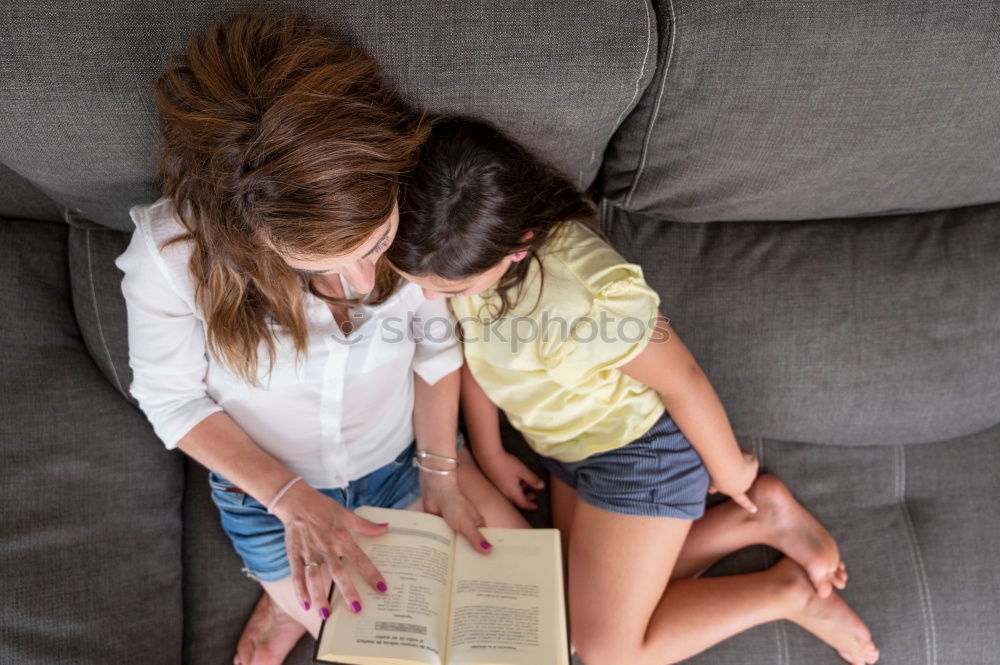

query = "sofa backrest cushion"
[
  {"left": 602, "top": 198, "right": 1000, "bottom": 445},
  {"left": 0, "top": 1, "right": 655, "bottom": 231},
  {"left": 0, "top": 163, "right": 63, "bottom": 224},
  {"left": 602, "top": 0, "right": 1000, "bottom": 222}
]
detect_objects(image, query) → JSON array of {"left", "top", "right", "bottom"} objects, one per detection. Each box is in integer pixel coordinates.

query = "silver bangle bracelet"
[
  {"left": 415, "top": 449, "right": 458, "bottom": 466},
  {"left": 413, "top": 457, "right": 458, "bottom": 475}
]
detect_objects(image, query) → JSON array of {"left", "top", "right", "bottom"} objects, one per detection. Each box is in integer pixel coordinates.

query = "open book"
[{"left": 314, "top": 506, "right": 569, "bottom": 665}]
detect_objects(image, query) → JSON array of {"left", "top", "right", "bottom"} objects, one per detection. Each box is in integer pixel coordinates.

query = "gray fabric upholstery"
[
  {"left": 0, "top": 163, "right": 63, "bottom": 224},
  {"left": 0, "top": 219, "right": 185, "bottom": 665},
  {"left": 601, "top": 0, "right": 1000, "bottom": 222},
  {"left": 0, "top": 0, "right": 655, "bottom": 230},
  {"left": 600, "top": 199, "right": 1000, "bottom": 446},
  {"left": 66, "top": 219, "right": 135, "bottom": 404}
]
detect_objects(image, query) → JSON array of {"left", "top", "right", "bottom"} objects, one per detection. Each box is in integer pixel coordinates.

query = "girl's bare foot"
[
  {"left": 749, "top": 474, "right": 848, "bottom": 597},
  {"left": 233, "top": 591, "right": 307, "bottom": 665},
  {"left": 774, "top": 557, "right": 880, "bottom": 665}
]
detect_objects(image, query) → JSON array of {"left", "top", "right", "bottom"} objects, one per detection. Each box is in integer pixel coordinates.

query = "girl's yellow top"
[{"left": 451, "top": 220, "right": 666, "bottom": 463}]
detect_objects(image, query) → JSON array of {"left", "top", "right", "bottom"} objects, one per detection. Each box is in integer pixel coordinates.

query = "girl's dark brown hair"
[
  {"left": 154, "top": 10, "right": 429, "bottom": 384},
  {"left": 388, "top": 116, "right": 599, "bottom": 318}
]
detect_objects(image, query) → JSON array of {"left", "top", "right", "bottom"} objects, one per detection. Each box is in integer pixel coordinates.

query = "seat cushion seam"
[
  {"left": 86, "top": 228, "right": 125, "bottom": 395},
  {"left": 895, "top": 445, "right": 938, "bottom": 665},
  {"left": 610, "top": 0, "right": 654, "bottom": 137},
  {"left": 625, "top": 0, "right": 675, "bottom": 208}
]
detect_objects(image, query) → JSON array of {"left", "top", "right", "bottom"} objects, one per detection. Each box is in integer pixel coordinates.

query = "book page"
[
  {"left": 316, "top": 506, "right": 456, "bottom": 665},
  {"left": 446, "top": 527, "right": 568, "bottom": 665}
]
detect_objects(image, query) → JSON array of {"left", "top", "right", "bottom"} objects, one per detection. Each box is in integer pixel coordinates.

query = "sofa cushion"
[
  {"left": 66, "top": 219, "right": 135, "bottom": 404},
  {"left": 0, "top": 0, "right": 655, "bottom": 230},
  {"left": 0, "top": 219, "right": 184, "bottom": 665},
  {"left": 684, "top": 422, "right": 1000, "bottom": 665},
  {"left": 601, "top": 0, "right": 1000, "bottom": 222},
  {"left": 0, "top": 163, "right": 63, "bottom": 224},
  {"left": 600, "top": 199, "right": 1000, "bottom": 446}
]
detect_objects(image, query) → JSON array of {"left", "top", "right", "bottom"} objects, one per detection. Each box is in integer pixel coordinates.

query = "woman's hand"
[
  {"left": 706, "top": 449, "right": 760, "bottom": 514},
  {"left": 420, "top": 472, "right": 493, "bottom": 553},
  {"left": 477, "top": 450, "right": 545, "bottom": 510},
  {"left": 271, "top": 481, "right": 389, "bottom": 619}
]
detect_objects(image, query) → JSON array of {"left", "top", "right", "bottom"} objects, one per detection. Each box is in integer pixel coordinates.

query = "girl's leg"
[
  {"left": 553, "top": 471, "right": 845, "bottom": 595},
  {"left": 567, "top": 498, "right": 878, "bottom": 665},
  {"left": 550, "top": 474, "right": 577, "bottom": 568},
  {"left": 670, "top": 474, "right": 848, "bottom": 596}
]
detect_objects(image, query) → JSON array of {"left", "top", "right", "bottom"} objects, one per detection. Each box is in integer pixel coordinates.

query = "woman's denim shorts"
[
  {"left": 539, "top": 409, "right": 710, "bottom": 520},
  {"left": 208, "top": 442, "right": 423, "bottom": 583}
]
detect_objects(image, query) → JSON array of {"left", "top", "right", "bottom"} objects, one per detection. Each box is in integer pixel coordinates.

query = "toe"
[
  {"left": 833, "top": 569, "right": 848, "bottom": 589},
  {"left": 812, "top": 575, "right": 833, "bottom": 598}
]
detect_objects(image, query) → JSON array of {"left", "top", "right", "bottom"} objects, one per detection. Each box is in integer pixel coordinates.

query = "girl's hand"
[
  {"left": 478, "top": 450, "right": 545, "bottom": 510},
  {"left": 420, "top": 472, "right": 493, "bottom": 554},
  {"left": 271, "top": 482, "right": 390, "bottom": 619},
  {"left": 707, "top": 449, "right": 760, "bottom": 514}
]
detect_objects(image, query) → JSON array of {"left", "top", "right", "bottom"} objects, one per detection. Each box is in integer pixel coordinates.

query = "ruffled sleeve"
[{"left": 539, "top": 262, "right": 661, "bottom": 388}]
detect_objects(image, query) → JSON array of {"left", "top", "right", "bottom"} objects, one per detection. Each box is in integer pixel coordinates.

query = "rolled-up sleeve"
[
  {"left": 410, "top": 296, "right": 463, "bottom": 386},
  {"left": 114, "top": 221, "right": 223, "bottom": 449}
]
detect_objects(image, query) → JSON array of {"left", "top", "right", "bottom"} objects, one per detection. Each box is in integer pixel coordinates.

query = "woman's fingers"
[
  {"left": 457, "top": 515, "right": 491, "bottom": 554},
  {"left": 324, "top": 556, "right": 363, "bottom": 616},
  {"left": 340, "top": 541, "right": 388, "bottom": 595},
  {"left": 287, "top": 553, "right": 312, "bottom": 611},
  {"left": 348, "top": 513, "right": 391, "bottom": 538},
  {"left": 305, "top": 556, "right": 333, "bottom": 619}
]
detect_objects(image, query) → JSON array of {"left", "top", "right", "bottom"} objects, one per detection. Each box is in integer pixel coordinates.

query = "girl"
[
  {"left": 120, "top": 17, "right": 525, "bottom": 665},
  {"left": 388, "top": 117, "right": 880, "bottom": 665}
]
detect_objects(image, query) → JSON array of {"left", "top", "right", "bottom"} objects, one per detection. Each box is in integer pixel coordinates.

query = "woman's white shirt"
[{"left": 114, "top": 197, "right": 462, "bottom": 489}]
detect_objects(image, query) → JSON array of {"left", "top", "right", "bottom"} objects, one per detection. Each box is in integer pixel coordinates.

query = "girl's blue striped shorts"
[{"left": 538, "top": 409, "right": 710, "bottom": 519}]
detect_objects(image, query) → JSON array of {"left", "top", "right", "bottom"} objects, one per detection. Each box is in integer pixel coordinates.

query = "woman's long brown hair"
[{"left": 153, "top": 10, "right": 429, "bottom": 385}]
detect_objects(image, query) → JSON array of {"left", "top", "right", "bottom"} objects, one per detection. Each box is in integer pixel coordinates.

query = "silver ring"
[{"left": 304, "top": 560, "right": 320, "bottom": 571}]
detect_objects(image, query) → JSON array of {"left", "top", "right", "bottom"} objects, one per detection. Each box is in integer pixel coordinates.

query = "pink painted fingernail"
[
  {"left": 351, "top": 601, "right": 362, "bottom": 613},
  {"left": 481, "top": 540, "right": 492, "bottom": 550},
  {"left": 320, "top": 607, "right": 330, "bottom": 620},
  {"left": 376, "top": 581, "right": 387, "bottom": 593},
  {"left": 377, "top": 522, "right": 389, "bottom": 527},
  {"left": 302, "top": 601, "right": 310, "bottom": 611}
]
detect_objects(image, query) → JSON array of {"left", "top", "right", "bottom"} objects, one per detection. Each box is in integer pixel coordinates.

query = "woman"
[{"left": 115, "top": 12, "right": 526, "bottom": 665}]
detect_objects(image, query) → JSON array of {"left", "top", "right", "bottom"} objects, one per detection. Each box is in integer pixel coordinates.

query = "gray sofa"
[{"left": 2, "top": 2, "right": 998, "bottom": 664}]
